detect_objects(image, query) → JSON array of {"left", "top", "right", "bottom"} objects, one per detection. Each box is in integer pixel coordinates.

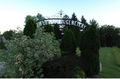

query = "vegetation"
[
  {"left": 98, "top": 25, "right": 120, "bottom": 47},
  {"left": 0, "top": 38, "right": 6, "bottom": 49},
  {"left": 0, "top": 27, "right": 61, "bottom": 78},
  {"left": 112, "top": 47, "right": 120, "bottom": 65},
  {"left": 43, "top": 54, "right": 85, "bottom": 78},
  {"left": 2, "top": 30, "right": 15, "bottom": 40},
  {"left": 80, "top": 22, "right": 100, "bottom": 76},
  {"left": 60, "top": 28, "right": 76, "bottom": 54},
  {"left": 44, "top": 22, "right": 54, "bottom": 33},
  {"left": 23, "top": 19, "right": 37, "bottom": 39},
  {"left": 1, "top": 11, "right": 120, "bottom": 78},
  {"left": 99, "top": 47, "right": 120, "bottom": 78}
]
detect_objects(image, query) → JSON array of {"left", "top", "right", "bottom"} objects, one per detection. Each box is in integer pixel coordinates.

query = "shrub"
[
  {"left": 60, "top": 28, "right": 76, "bottom": 54},
  {"left": 0, "top": 27, "right": 61, "bottom": 78},
  {"left": 80, "top": 23, "right": 100, "bottom": 76},
  {"left": 73, "top": 66, "right": 85, "bottom": 78},
  {"left": 42, "top": 54, "right": 85, "bottom": 78},
  {"left": 75, "top": 47, "right": 81, "bottom": 56}
]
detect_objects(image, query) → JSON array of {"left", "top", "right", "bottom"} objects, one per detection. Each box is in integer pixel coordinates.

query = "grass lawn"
[
  {"left": 112, "top": 47, "right": 120, "bottom": 65},
  {"left": 99, "top": 47, "right": 120, "bottom": 78}
]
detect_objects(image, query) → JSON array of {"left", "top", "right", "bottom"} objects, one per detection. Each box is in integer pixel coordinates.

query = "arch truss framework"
[{"left": 36, "top": 10, "right": 87, "bottom": 29}]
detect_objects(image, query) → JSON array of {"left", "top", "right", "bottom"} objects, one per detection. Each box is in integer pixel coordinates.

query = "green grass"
[
  {"left": 112, "top": 47, "right": 120, "bottom": 65},
  {"left": 99, "top": 47, "right": 120, "bottom": 78}
]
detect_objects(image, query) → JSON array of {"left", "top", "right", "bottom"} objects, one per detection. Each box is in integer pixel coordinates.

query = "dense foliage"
[
  {"left": 98, "top": 25, "right": 120, "bottom": 47},
  {"left": 60, "top": 28, "right": 76, "bottom": 54},
  {"left": 23, "top": 19, "right": 37, "bottom": 39},
  {"left": 0, "top": 38, "right": 6, "bottom": 49},
  {"left": 43, "top": 54, "right": 85, "bottom": 78},
  {"left": 0, "top": 27, "right": 61, "bottom": 78},
  {"left": 70, "top": 26, "right": 80, "bottom": 47},
  {"left": 3, "top": 30, "right": 15, "bottom": 40},
  {"left": 80, "top": 23, "right": 100, "bottom": 76},
  {"left": 44, "top": 23, "right": 54, "bottom": 33}
]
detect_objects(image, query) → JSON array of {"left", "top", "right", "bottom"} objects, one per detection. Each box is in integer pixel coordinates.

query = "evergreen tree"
[
  {"left": 81, "top": 15, "right": 89, "bottom": 31},
  {"left": 71, "top": 12, "right": 77, "bottom": 21},
  {"left": 70, "top": 26, "right": 80, "bottom": 47},
  {"left": 23, "top": 19, "right": 37, "bottom": 39},
  {"left": 60, "top": 28, "right": 76, "bottom": 54},
  {"left": 80, "top": 22, "right": 100, "bottom": 76},
  {"left": 70, "top": 13, "right": 80, "bottom": 47}
]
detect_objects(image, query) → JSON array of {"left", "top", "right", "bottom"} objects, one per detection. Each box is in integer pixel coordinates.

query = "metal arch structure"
[{"left": 36, "top": 10, "right": 88, "bottom": 30}]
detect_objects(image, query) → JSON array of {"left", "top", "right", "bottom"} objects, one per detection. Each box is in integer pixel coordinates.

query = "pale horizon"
[{"left": 0, "top": 0, "right": 120, "bottom": 34}]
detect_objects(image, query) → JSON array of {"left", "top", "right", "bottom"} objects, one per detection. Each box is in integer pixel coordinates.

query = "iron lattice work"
[{"left": 36, "top": 10, "right": 88, "bottom": 30}]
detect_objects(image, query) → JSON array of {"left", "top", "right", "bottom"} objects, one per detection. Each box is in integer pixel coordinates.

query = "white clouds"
[
  {"left": 0, "top": 9, "right": 26, "bottom": 34},
  {"left": 95, "top": 11, "right": 120, "bottom": 27}
]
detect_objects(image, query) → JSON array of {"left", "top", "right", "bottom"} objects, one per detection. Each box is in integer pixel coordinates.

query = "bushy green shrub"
[
  {"left": 73, "top": 66, "right": 85, "bottom": 78},
  {"left": 80, "top": 23, "right": 100, "bottom": 76},
  {"left": 60, "top": 28, "right": 76, "bottom": 54},
  {"left": 75, "top": 47, "right": 81, "bottom": 56},
  {"left": 43, "top": 54, "right": 84, "bottom": 78},
  {"left": 0, "top": 27, "right": 61, "bottom": 78}
]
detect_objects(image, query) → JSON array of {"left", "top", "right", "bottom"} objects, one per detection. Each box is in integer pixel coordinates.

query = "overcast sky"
[{"left": 0, "top": 0, "right": 120, "bottom": 34}]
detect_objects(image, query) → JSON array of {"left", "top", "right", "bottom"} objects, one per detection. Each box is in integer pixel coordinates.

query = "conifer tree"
[
  {"left": 23, "top": 19, "right": 37, "bottom": 39},
  {"left": 60, "top": 28, "right": 76, "bottom": 54},
  {"left": 80, "top": 22, "right": 100, "bottom": 76}
]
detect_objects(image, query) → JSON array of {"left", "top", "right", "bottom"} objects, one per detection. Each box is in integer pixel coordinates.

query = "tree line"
[{"left": 1, "top": 12, "right": 120, "bottom": 49}]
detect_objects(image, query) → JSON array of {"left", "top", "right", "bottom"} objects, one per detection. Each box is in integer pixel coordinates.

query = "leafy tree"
[
  {"left": 36, "top": 13, "right": 45, "bottom": 21},
  {"left": 0, "top": 27, "right": 61, "bottom": 78},
  {"left": 97, "top": 26, "right": 106, "bottom": 47},
  {"left": 60, "top": 28, "right": 76, "bottom": 54},
  {"left": 23, "top": 19, "right": 37, "bottom": 39},
  {"left": 24, "top": 15, "right": 36, "bottom": 23},
  {"left": 54, "top": 23, "right": 62, "bottom": 40},
  {"left": 80, "top": 22, "right": 100, "bottom": 76},
  {"left": 25, "top": 14, "right": 45, "bottom": 27},
  {"left": 98, "top": 25, "right": 120, "bottom": 47},
  {"left": 3, "top": 30, "right": 15, "bottom": 40}
]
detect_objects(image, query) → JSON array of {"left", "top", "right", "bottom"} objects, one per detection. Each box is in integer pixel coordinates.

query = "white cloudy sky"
[{"left": 0, "top": 0, "right": 120, "bottom": 34}]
